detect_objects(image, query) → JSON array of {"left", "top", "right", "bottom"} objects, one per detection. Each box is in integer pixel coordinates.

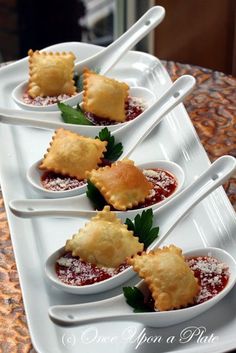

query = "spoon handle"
[
  {"left": 48, "top": 294, "right": 134, "bottom": 326},
  {"left": 0, "top": 110, "right": 64, "bottom": 130},
  {"left": 9, "top": 195, "right": 94, "bottom": 218},
  {"left": 77, "top": 6, "right": 165, "bottom": 75},
  {"left": 116, "top": 75, "right": 196, "bottom": 159},
  {"left": 151, "top": 155, "right": 236, "bottom": 249}
]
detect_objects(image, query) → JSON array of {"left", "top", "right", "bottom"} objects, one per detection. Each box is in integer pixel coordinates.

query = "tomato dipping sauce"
[
  {"left": 22, "top": 92, "right": 74, "bottom": 106},
  {"left": 84, "top": 96, "right": 145, "bottom": 126},
  {"left": 186, "top": 255, "right": 229, "bottom": 304},
  {"left": 145, "top": 255, "right": 230, "bottom": 311},
  {"left": 56, "top": 252, "right": 129, "bottom": 286},
  {"left": 56, "top": 253, "right": 229, "bottom": 298},
  {"left": 136, "top": 168, "right": 178, "bottom": 209},
  {"left": 22, "top": 93, "right": 145, "bottom": 125},
  {"left": 41, "top": 172, "right": 86, "bottom": 191},
  {"left": 40, "top": 167, "right": 178, "bottom": 203}
]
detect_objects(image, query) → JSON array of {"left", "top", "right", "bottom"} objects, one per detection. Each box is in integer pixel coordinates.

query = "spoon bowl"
[
  {"left": 11, "top": 6, "right": 165, "bottom": 111},
  {"left": 19, "top": 160, "right": 185, "bottom": 215},
  {"left": 48, "top": 246, "right": 236, "bottom": 327},
  {"left": 26, "top": 160, "right": 184, "bottom": 201},
  {"left": 2, "top": 86, "right": 155, "bottom": 134},
  {"left": 41, "top": 156, "right": 236, "bottom": 295},
  {"left": 27, "top": 159, "right": 88, "bottom": 198}
]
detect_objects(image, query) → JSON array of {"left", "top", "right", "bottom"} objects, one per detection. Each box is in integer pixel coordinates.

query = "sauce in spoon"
[{"left": 124, "top": 254, "right": 230, "bottom": 312}]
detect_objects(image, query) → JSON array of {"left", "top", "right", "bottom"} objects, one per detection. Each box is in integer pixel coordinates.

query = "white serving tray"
[{"left": 0, "top": 42, "right": 236, "bottom": 353}]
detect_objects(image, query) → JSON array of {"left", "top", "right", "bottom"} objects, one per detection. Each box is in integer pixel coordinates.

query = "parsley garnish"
[
  {"left": 77, "top": 74, "right": 84, "bottom": 92},
  {"left": 86, "top": 128, "right": 124, "bottom": 208},
  {"left": 73, "top": 72, "right": 80, "bottom": 92},
  {"left": 75, "top": 67, "right": 101, "bottom": 92},
  {"left": 123, "top": 287, "right": 152, "bottom": 312},
  {"left": 58, "top": 102, "right": 93, "bottom": 125},
  {"left": 86, "top": 180, "right": 106, "bottom": 210},
  {"left": 125, "top": 209, "right": 159, "bottom": 249},
  {"left": 96, "top": 127, "right": 123, "bottom": 162},
  {"left": 86, "top": 187, "right": 159, "bottom": 249}
]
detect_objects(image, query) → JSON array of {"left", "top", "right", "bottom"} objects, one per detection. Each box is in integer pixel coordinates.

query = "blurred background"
[{"left": 0, "top": 0, "right": 235, "bottom": 75}]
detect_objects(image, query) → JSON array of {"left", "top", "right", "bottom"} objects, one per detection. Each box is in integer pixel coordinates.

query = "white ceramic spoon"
[
  {"left": 0, "top": 86, "right": 155, "bottom": 134},
  {"left": 11, "top": 160, "right": 184, "bottom": 216},
  {"left": 24, "top": 75, "right": 195, "bottom": 198},
  {"left": 48, "top": 247, "right": 236, "bottom": 327},
  {"left": 43, "top": 155, "right": 236, "bottom": 296},
  {"left": 11, "top": 6, "right": 165, "bottom": 111}
]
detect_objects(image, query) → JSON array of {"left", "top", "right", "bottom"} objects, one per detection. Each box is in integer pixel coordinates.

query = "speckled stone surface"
[
  {"left": 0, "top": 197, "right": 35, "bottom": 353},
  {"left": 0, "top": 62, "right": 235, "bottom": 352},
  {"left": 163, "top": 61, "right": 236, "bottom": 208}
]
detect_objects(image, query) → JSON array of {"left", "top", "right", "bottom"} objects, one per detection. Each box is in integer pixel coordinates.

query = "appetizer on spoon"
[
  {"left": 12, "top": 159, "right": 184, "bottom": 217},
  {"left": 1, "top": 80, "right": 155, "bottom": 134},
  {"left": 42, "top": 155, "right": 236, "bottom": 295},
  {"left": 24, "top": 75, "right": 195, "bottom": 198},
  {"left": 49, "top": 245, "right": 236, "bottom": 327},
  {"left": 11, "top": 6, "right": 165, "bottom": 111}
]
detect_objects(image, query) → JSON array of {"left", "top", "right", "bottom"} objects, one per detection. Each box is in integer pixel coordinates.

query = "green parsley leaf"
[
  {"left": 96, "top": 127, "right": 123, "bottom": 162},
  {"left": 77, "top": 74, "right": 84, "bottom": 92},
  {"left": 86, "top": 128, "right": 123, "bottom": 207},
  {"left": 73, "top": 72, "right": 80, "bottom": 92},
  {"left": 125, "top": 209, "right": 159, "bottom": 249},
  {"left": 86, "top": 180, "right": 107, "bottom": 210},
  {"left": 123, "top": 287, "right": 152, "bottom": 312},
  {"left": 75, "top": 67, "right": 101, "bottom": 92},
  {"left": 58, "top": 102, "right": 93, "bottom": 125}
]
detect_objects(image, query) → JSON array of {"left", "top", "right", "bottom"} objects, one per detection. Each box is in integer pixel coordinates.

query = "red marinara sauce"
[
  {"left": 136, "top": 255, "right": 230, "bottom": 311},
  {"left": 40, "top": 167, "right": 177, "bottom": 203},
  {"left": 136, "top": 168, "right": 178, "bottom": 209},
  {"left": 41, "top": 172, "right": 86, "bottom": 191},
  {"left": 84, "top": 96, "right": 145, "bottom": 125},
  {"left": 186, "top": 255, "right": 229, "bottom": 304},
  {"left": 56, "top": 252, "right": 129, "bottom": 286},
  {"left": 22, "top": 93, "right": 145, "bottom": 122},
  {"left": 22, "top": 92, "right": 73, "bottom": 106}
]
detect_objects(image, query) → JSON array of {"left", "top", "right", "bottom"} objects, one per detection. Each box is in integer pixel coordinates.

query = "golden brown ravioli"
[
  {"left": 65, "top": 206, "right": 144, "bottom": 267},
  {"left": 128, "top": 245, "right": 200, "bottom": 311},
  {"left": 86, "top": 159, "right": 153, "bottom": 210},
  {"left": 28, "top": 49, "right": 76, "bottom": 98},
  {"left": 39, "top": 128, "right": 107, "bottom": 180},
  {"left": 83, "top": 68, "right": 129, "bottom": 122}
]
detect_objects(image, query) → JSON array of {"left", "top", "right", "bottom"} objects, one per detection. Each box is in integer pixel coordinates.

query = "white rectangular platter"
[{"left": 0, "top": 42, "right": 236, "bottom": 353}]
